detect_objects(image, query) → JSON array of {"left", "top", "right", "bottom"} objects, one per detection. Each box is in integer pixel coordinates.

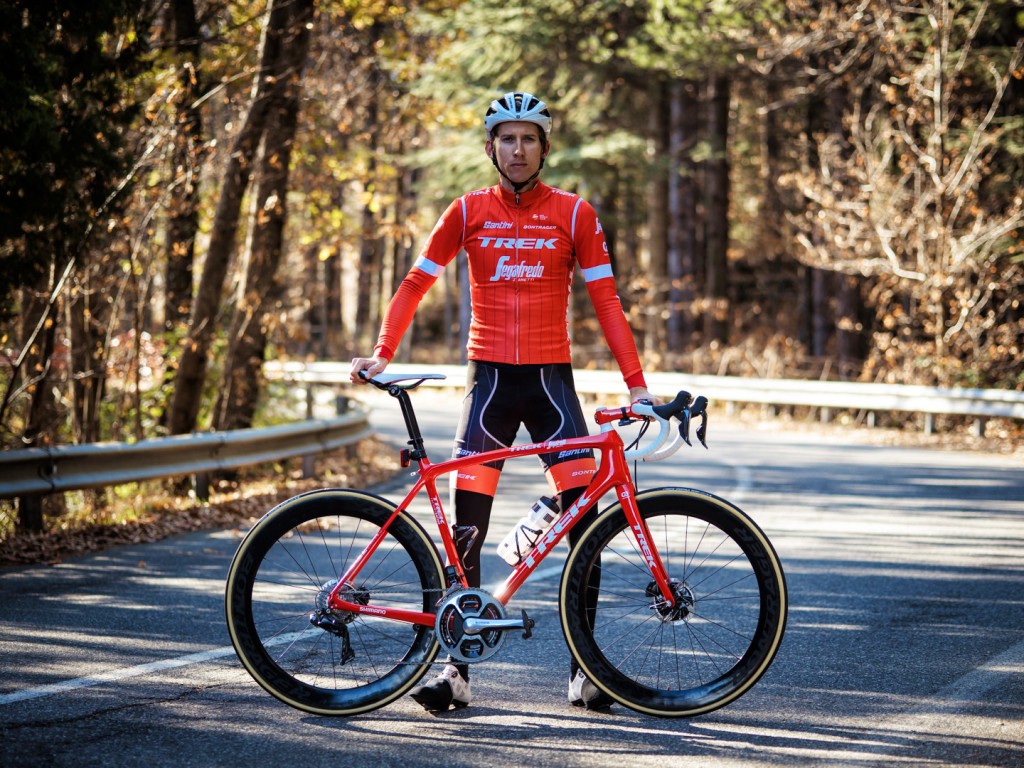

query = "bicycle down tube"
[{"left": 327, "top": 428, "right": 677, "bottom": 621}]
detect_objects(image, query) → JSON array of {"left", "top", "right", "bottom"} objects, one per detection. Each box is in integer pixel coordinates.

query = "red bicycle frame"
[{"left": 327, "top": 406, "right": 676, "bottom": 625}]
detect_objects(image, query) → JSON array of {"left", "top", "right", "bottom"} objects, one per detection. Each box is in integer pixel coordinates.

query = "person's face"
[{"left": 486, "top": 121, "right": 549, "bottom": 190}]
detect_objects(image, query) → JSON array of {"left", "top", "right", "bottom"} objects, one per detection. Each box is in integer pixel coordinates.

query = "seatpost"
[{"left": 388, "top": 385, "right": 429, "bottom": 461}]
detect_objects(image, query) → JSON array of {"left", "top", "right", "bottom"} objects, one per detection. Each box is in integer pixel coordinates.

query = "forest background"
[{"left": 1, "top": 0, "right": 1022, "bottom": 540}]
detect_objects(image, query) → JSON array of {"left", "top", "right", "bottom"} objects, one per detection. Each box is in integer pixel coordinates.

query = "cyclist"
[{"left": 350, "top": 91, "right": 655, "bottom": 713}]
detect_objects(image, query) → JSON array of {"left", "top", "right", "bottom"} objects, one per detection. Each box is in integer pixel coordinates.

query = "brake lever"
[
  {"left": 676, "top": 395, "right": 709, "bottom": 449},
  {"left": 678, "top": 409, "right": 692, "bottom": 447},
  {"left": 691, "top": 395, "right": 709, "bottom": 449}
]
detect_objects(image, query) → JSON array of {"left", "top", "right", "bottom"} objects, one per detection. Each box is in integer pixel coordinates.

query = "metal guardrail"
[
  {"left": 0, "top": 411, "right": 371, "bottom": 500},
  {"left": 265, "top": 361, "right": 1024, "bottom": 434},
  {"left": 4, "top": 361, "right": 1017, "bottom": 503}
]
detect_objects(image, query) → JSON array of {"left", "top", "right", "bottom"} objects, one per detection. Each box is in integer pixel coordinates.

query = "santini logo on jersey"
[
  {"left": 489, "top": 256, "right": 544, "bottom": 282},
  {"left": 483, "top": 220, "right": 513, "bottom": 230}
]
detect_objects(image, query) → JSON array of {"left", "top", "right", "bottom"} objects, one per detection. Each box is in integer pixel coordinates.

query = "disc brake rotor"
[{"left": 646, "top": 578, "right": 696, "bottom": 622}]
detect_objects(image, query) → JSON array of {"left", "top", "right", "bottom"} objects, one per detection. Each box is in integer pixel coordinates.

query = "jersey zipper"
[{"left": 513, "top": 192, "right": 521, "bottom": 364}]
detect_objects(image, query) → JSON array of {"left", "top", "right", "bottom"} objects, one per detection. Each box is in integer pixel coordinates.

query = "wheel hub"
[
  {"left": 646, "top": 578, "right": 696, "bottom": 622},
  {"left": 310, "top": 579, "right": 368, "bottom": 631}
]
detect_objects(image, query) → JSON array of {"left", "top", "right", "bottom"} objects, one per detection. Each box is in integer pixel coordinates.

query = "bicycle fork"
[{"left": 617, "top": 485, "right": 678, "bottom": 608}]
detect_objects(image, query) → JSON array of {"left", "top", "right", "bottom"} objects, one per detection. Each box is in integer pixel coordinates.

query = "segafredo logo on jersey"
[{"left": 489, "top": 256, "right": 545, "bottom": 282}]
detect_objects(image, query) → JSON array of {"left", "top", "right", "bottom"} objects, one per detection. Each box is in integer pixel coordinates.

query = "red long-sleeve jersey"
[{"left": 374, "top": 182, "right": 646, "bottom": 389}]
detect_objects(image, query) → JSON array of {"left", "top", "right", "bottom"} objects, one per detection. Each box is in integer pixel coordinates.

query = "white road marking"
[
  {"left": 0, "top": 645, "right": 239, "bottom": 706},
  {"left": 0, "top": 567, "right": 566, "bottom": 707}
]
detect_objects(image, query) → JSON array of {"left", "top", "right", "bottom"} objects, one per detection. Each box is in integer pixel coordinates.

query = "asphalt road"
[{"left": 2, "top": 388, "right": 1022, "bottom": 767}]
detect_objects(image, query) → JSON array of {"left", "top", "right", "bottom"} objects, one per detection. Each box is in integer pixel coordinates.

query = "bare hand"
[
  {"left": 629, "top": 386, "right": 662, "bottom": 405},
  {"left": 349, "top": 355, "right": 388, "bottom": 384}
]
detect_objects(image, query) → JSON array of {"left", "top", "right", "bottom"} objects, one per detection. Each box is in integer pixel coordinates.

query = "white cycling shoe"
[
  {"left": 568, "top": 669, "right": 615, "bottom": 710},
  {"left": 410, "top": 664, "right": 471, "bottom": 712}
]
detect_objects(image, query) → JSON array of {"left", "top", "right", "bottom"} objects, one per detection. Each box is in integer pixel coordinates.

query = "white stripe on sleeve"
[
  {"left": 582, "top": 264, "right": 614, "bottom": 282},
  {"left": 413, "top": 255, "right": 444, "bottom": 277}
]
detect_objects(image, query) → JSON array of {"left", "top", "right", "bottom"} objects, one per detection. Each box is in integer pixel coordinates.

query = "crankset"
[{"left": 434, "top": 588, "right": 534, "bottom": 663}]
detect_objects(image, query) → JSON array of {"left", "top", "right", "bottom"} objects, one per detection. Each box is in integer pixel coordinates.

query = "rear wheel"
[
  {"left": 225, "top": 489, "right": 444, "bottom": 715},
  {"left": 560, "top": 488, "right": 787, "bottom": 717}
]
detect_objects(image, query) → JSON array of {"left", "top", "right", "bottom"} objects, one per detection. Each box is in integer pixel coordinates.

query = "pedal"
[{"left": 520, "top": 609, "right": 534, "bottom": 639}]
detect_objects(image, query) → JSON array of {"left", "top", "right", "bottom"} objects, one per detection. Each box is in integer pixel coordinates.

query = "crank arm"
[{"left": 463, "top": 609, "right": 535, "bottom": 639}]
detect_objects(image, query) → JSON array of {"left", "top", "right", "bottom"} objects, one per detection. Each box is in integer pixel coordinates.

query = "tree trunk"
[
  {"left": 704, "top": 75, "right": 731, "bottom": 345},
  {"left": 213, "top": 0, "right": 314, "bottom": 432},
  {"left": 355, "top": 94, "right": 381, "bottom": 349},
  {"left": 325, "top": 183, "right": 346, "bottom": 359},
  {"left": 162, "top": 0, "right": 203, "bottom": 333},
  {"left": 812, "top": 267, "right": 831, "bottom": 360},
  {"left": 19, "top": 270, "right": 60, "bottom": 533},
  {"left": 306, "top": 243, "right": 341, "bottom": 359},
  {"left": 667, "top": 79, "right": 699, "bottom": 350},
  {"left": 645, "top": 78, "right": 669, "bottom": 358},
  {"left": 68, "top": 268, "right": 111, "bottom": 444},
  {"left": 836, "top": 273, "right": 865, "bottom": 379},
  {"left": 825, "top": 82, "right": 867, "bottom": 379},
  {"left": 325, "top": 250, "right": 343, "bottom": 359},
  {"left": 166, "top": 0, "right": 301, "bottom": 436},
  {"left": 392, "top": 162, "right": 418, "bottom": 363},
  {"left": 760, "top": 80, "right": 784, "bottom": 255}
]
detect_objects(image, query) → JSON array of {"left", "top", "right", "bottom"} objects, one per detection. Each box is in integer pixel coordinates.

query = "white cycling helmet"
[{"left": 484, "top": 91, "right": 552, "bottom": 141}]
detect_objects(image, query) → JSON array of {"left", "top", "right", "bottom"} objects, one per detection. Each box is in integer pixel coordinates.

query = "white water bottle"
[{"left": 496, "top": 496, "right": 560, "bottom": 566}]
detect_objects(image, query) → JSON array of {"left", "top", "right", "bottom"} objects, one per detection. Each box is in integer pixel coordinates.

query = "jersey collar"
[{"left": 497, "top": 181, "right": 548, "bottom": 207}]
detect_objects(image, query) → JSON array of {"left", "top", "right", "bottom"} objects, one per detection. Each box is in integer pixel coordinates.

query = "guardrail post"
[
  {"left": 924, "top": 413, "right": 936, "bottom": 435},
  {"left": 302, "top": 385, "right": 316, "bottom": 478},
  {"left": 973, "top": 418, "right": 987, "bottom": 438},
  {"left": 16, "top": 495, "right": 44, "bottom": 533},
  {"left": 193, "top": 473, "right": 210, "bottom": 501}
]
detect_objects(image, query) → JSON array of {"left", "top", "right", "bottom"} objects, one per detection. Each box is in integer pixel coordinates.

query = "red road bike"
[{"left": 225, "top": 372, "right": 787, "bottom": 717}]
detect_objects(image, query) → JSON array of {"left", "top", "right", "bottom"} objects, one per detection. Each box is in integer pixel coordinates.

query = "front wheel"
[
  {"left": 225, "top": 488, "right": 445, "bottom": 715},
  {"left": 560, "top": 488, "right": 787, "bottom": 717}
]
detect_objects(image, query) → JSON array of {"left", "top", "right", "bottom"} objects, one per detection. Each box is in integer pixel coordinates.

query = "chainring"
[{"left": 435, "top": 589, "right": 507, "bottom": 663}]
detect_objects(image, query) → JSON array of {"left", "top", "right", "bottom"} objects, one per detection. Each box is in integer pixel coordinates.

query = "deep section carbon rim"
[
  {"left": 225, "top": 489, "right": 444, "bottom": 715},
  {"left": 560, "top": 488, "right": 787, "bottom": 717}
]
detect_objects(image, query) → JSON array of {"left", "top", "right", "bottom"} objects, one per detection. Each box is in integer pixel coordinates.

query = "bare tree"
[
  {"left": 213, "top": 0, "right": 315, "bottom": 432},
  {"left": 166, "top": 0, "right": 309, "bottom": 435},
  {"left": 162, "top": 0, "right": 204, "bottom": 332},
  {"left": 704, "top": 75, "right": 732, "bottom": 345},
  {"left": 782, "top": 1, "right": 1023, "bottom": 383}
]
